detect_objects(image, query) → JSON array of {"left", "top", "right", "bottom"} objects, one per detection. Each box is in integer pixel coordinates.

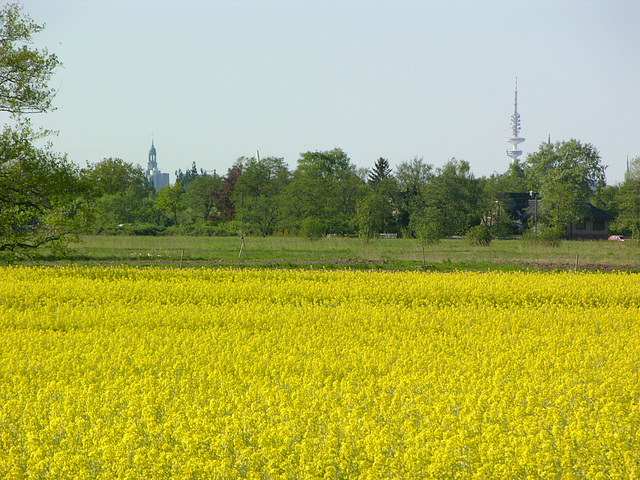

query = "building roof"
[
  {"left": 504, "top": 192, "right": 539, "bottom": 220},
  {"left": 582, "top": 203, "right": 614, "bottom": 222},
  {"left": 502, "top": 193, "right": 613, "bottom": 223}
]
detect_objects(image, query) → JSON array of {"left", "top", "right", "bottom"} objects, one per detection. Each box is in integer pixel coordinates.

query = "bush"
[
  {"left": 416, "top": 221, "right": 442, "bottom": 245},
  {"left": 523, "top": 224, "right": 565, "bottom": 247},
  {"left": 466, "top": 224, "right": 495, "bottom": 246},
  {"left": 300, "top": 217, "right": 325, "bottom": 240}
]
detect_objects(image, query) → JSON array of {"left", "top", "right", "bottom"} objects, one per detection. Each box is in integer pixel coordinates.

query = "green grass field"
[{"left": 14, "top": 234, "right": 640, "bottom": 272}]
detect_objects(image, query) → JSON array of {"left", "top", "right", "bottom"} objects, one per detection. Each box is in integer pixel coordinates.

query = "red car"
[{"left": 608, "top": 235, "right": 627, "bottom": 242}]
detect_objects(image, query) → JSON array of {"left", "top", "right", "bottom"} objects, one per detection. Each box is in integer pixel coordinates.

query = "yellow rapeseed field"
[{"left": 1, "top": 267, "right": 639, "bottom": 479}]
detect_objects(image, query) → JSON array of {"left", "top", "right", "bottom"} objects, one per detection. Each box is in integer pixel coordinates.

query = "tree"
[
  {"left": 184, "top": 173, "right": 220, "bottom": 223},
  {"left": 357, "top": 157, "right": 398, "bottom": 239},
  {"left": 175, "top": 162, "right": 202, "bottom": 190},
  {"left": 594, "top": 183, "right": 620, "bottom": 222},
  {"left": 395, "top": 156, "right": 433, "bottom": 232},
  {"left": 83, "top": 158, "right": 152, "bottom": 228},
  {"left": 524, "top": 139, "right": 605, "bottom": 231},
  {"left": 615, "top": 179, "right": 640, "bottom": 239},
  {"left": 283, "top": 148, "right": 363, "bottom": 235},
  {"left": 233, "top": 156, "right": 290, "bottom": 236},
  {"left": 396, "top": 157, "right": 433, "bottom": 196},
  {"left": 0, "top": 3, "right": 59, "bottom": 115},
  {"left": 615, "top": 157, "right": 640, "bottom": 239},
  {"left": 625, "top": 155, "right": 640, "bottom": 182},
  {"left": 412, "top": 159, "right": 482, "bottom": 237},
  {"left": 0, "top": 122, "right": 93, "bottom": 253},
  {"left": 499, "top": 160, "right": 528, "bottom": 193},
  {"left": 368, "top": 157, "right": 392, "bottom": 185},
  {"left": 85, "top": 158, "right": 149, "bottom": 197},
  {"left": 211, "top": 161, "right": 242, "bottom": 222},
  {"left": 154, "top": 181, "right": 184, "bottom": 225},
  {"left": 296, "top": 147, "right": 354, "bottom": 179},
  {"left": 0, "top": 4, "right": 92, "bottom": 254},
  {"left": 355, "top": 190, "right": 390, "bottom": 242}
]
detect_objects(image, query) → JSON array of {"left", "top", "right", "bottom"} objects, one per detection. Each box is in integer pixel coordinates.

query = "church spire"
[{"left": 148, "top": 137, "right": 157, "bottom": 171}]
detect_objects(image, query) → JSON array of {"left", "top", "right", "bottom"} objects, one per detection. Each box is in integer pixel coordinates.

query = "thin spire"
[
  {"left": 506, "top": 77, "right": 524, "bottom": 163},
  {"left": 510, "top": 78, "right": 521, "bottom": 138}
]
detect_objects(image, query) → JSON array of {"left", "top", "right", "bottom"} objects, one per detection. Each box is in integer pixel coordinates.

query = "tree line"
[
  {"left": 74, "top": 143, "right": 638, "bottom": 243},
  {"left": 1, "top": 2, "right": 639, "bottom": 256}
]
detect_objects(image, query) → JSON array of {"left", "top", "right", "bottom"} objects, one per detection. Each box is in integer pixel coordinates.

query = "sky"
[{"left": 13, "top": 0, "right": 640, "bottom": 185}]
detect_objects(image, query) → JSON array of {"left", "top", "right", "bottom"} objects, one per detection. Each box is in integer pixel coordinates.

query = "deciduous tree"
[
  {"left": 154, "top": 181, "right": 184, "bottom": 226},
  {"left": 395, "top": 156, "right": 433, "bottom": 232},
  {"left": 615, "top": 157, "right": 640, "bottom": 239},
  {"left": 413, "top": 159, "right": 481, "bottom": 237},
  {"left": 284, "top": 148, "right": 363, "bottom": 235},
  {"left": 211, "top": 162, "right": 242, "bottom": 222},
  {"left": 0, "top": 3, "right": 92, "bottom": 254},
  {"left": 524, "top": 139, "right": 605, "bottom": 230},
  {"left": 84, "top": 157, "right": 149, "bottom": 197},
  {"left": 0, "top": 122, "right": 93, "bottom": 253},
  {"left": 233, "top": 156, "right": 290, "bottom": 236},
  {"left": 83, "top": 158, "right": 152, "bottom": 228},
  {"left": 0, "top": 3, "right": 59, "bottom": 115},
  {"left": 185, "top": 173, "right": 220, "bottom": 223}
]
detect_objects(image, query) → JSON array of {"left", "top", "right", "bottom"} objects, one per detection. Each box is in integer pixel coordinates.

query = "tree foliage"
[
  {"left": 175, "top": 162, "right": 202, "bottom": 190},
  {"left": 0, "top": 4, "right": 93, "bottom": 255},
  {"left": 184, "top": 174, "right": 220, "bottom": 223},
  {"left": 356, "top": 190, "right": 391, "bottom": 241},
  {"left": 233, "top": 156, "right": 289, "bottom": 236},
  {"left": 524, "top": 140, "right": 605, "bottom": 229},
  {"left": 466, "top": 224, "right": 495, "bottom": 246},
  {"left": 0, "top": 3, "right": 59, "bottom": 115},
  {"left": 211, "top": 162, "right": 242, "bottom": 222},
  {"left": 154, "top": 181, "right": 184, "bottom": 226},
  {"left": 395, "top": 156, "right": 433, "bottom": 232},
  {"left": 368, "top": 157, "right": 392, "bottom": 186},
  {"left": 625, "top": 155, "right": 640, "bottom": 183},
  {"left": 0, "top": 122, "right": 93, "bottom": 252},
  {"left": 84, "top": 158, "right": 149, "bottom": 197},
  {"left": 357, "top": 157, "right": 398, "bottom": 239},
  {"left": 615, "top": 169, "right": 640, "bottom": 240},
  {"left": 413, "top": 159, "right": 482, "bottom": 237},
  {"left": 284, "top": 149, "right": 363, "bottom": 235},
  {"left": 82, "top": 158, "right": 153, "bottom": 230}
]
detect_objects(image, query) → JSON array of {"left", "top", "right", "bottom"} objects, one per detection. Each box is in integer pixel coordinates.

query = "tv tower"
[{"left": 506, "top": 78, "right": 525, "bottom": 163}]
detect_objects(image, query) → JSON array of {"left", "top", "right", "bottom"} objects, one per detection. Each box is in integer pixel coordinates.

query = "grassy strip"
[{"left": 6, "top": 235, "right": 640, "bottom": 272}]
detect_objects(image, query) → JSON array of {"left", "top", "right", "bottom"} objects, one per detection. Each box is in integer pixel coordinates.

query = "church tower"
[
  {"left": 147, "top": 139, "right": 157, "bottom": 172},
  {"left": 145, "top": 139, "right": 169, "bottom": 189}
]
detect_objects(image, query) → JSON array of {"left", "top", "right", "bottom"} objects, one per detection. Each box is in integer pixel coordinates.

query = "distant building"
[
  {"left": 502, "top": 192, "right": 613, "bottom": 239},
  {"left": 145, "top": 140, "right": 170, "bottom": 189},
  {"left": 505, "top": 78, "right": 525, "bottom": 163},
  {"left": 504, "top": 192, "right": 540, "bottom": 231},
  {"left": 566, "top": 204, "right": 614, "bottom": 240}
]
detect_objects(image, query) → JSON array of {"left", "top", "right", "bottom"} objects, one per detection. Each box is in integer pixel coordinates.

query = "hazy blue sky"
[{"left": 15, "top": 0, "right": 640, "bottom": 184}]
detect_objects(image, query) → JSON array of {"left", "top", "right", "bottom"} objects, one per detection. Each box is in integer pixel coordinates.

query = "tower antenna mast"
[{"left": 505, "top": 77, "right": 525, "bottom": 163}]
